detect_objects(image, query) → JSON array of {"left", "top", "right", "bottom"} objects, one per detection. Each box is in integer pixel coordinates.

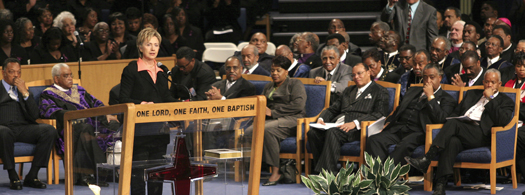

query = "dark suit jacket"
[
  {"left": 500, "top": 65, "right": 516, "bottom": 85},
  {"left": 82, "top": 41, "right": 118, "bottom": 61},
  {"left": 0, "top": 81, "right": 39, "bottom": 125},
  {"left": 453, "top": 89, "right": 514, "bottom": 136},
  {"left": 319, "top": 81, "right": 389, "bottom": 124},
  {"left": 480, "top": 57, "right": 513, "bottom": 70},
  {"left": 444, "top": 62, "right": 461, "bottom": 84},
  {"left": 316, "top": 42, "right": 362, "bottom": 57},
  {"left": 301, "top": 53, "right": 323, "bottom": 69},
  {"left": 385, "top": 87, "right": 457, "bottom": 132},
  {"left": 439, "top": 55, "right": 460, "bottom": 70},
  {"left": 171, "top": 60, "right": 217, "bottom": 101},
  {"left": 380, "top": 51, "right": 400, "bottom": 72},
  {"left": 500, "top": 43, "right": 516, "bottom": 62},
  {"left": 309, "top": 63, "right": 353, "bottom": 103},
  {"left": 381, "top": 0, "right": 438, "bottom": 50},
  {"left": 343, "top": 52, "right": 362, "bottom": 67},
  {"left": 211, "top": 77, "right": 256, "bottom": 99},
  {"left": 377, "top": 68, "right": 401, "bottom": 83},
  {"left": 460, "top": 67, "right": 486, "bottom": 86},
  {"left": 251, "top": 65, "right": 271, "bottom": 76},
  {"left": 289, "top": 62, "right": 311, "bottom": 78},
  {"left": 233, "top": 51, "right": 274, "bottom": 72},
  {"left": 119, "top": 61, "right": 177, "bottom": 104},
  {"left": 264, "top": 78, "right": 306, "bottom": 128}
]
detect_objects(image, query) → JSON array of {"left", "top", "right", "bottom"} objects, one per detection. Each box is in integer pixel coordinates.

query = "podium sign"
[{"left": 63, "top": 96, "right": 267, "bottom": 195}]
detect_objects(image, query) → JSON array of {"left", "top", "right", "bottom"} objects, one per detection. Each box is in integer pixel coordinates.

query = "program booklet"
[{"left": 204, "top": 149, "right": 242, "bottom": 159}]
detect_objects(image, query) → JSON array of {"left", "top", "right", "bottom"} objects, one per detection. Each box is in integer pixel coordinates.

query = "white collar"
[
  {"left": 53, "top": 84, "right": 70, "bottom": 92},
  {"left": 488, "top": 55, "right": 500, "bottom": 65},
  {"left": 387, "top": 50, "right": 398, "bottom": 58},
  {"left": 438, "top": 55, "right": 447, "bottom": 65},
  {"left": 375, "top": 68, "right": 384, "bottom": 79},
  {"left": 340, "top": 51, "right": 347, "bottom": 62},
  {"left": 459, "top": 63, "right": 464, "bottom": 75},
  {"left": 503, "top": 43, "right": 513, "bottom": 52},
  {"left": 226, "top": 79, "right": 237, "bottom": 87},
  {"left": 288, "top": 59, "right": 298, "bottom": 71},
  {"left": 325, "top": 63, "right": 339, "bottom": 76},
  {"left": 358, "top": 80, "right": 373, "bottom": 92},
  {"left": 452, "top": 42, "right": 463, "bottom": 48},
  {"left": 470, "top": 69, "right": 483, "bottom": 84},
  {"left": 247, "top": 63, "right": 260, "bottom": 74}
]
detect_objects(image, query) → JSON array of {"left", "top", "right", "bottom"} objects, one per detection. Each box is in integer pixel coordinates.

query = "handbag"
[{"left": 279, "top": 159, "right": 299, "bottom": 184}]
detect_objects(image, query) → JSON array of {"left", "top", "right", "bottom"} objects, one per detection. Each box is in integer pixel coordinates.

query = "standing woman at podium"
[{"left": 119, "top": 27, "right": 176, "bottom": 195}]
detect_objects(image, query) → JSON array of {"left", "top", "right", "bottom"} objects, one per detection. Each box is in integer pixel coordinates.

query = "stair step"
[
  {"left": 278, "top": 0, "right": 382, "bottom": 13},
  {"left": 272, "top": 12, "right": 379, "bottom": 34}
]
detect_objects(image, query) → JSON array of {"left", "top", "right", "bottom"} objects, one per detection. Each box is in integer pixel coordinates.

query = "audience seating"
[
  {"left": 26, "top": 79, "right": 82, "bottom": 185},
  {"left": 202, "top": 48, "right": 239, "bottom": 67},
  {"left": 423, "top": 86, "right": 520, "bottom": 194},
  {"left": 303, "top": 80, "right": 400, "bottom": 176},
  {"left": 204, "top": 42, "right": 239, "bottom": 50}
]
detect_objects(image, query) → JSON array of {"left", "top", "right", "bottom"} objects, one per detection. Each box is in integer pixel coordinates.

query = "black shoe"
[
  {"left": 23, "top": 178, "right": 46, "bottom": 189},
  {"left": 262, "top": 175, "right": 283, "bottom": 186},
  {"left": 433, "top": 181, "right": 446, "bottom": 195},
  {"left": 405, "top": 156, "right": 431, "bottom": 173},
  {"left": 9, "top": 180, "right": 22, "bottom": 190}
]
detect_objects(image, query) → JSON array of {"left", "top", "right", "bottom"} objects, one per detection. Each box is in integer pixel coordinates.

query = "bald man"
[
  {"left": 233, "top": 33, "right": 275, "bottom": 72},
  {"left": 275, "top": 45, "right": 310, "bottom": 78},
  {"left": 316, "top": 19, "right": 362, "bottom": 57},
  {"left": 296, "top": 32, "right": 323, "bottom": 69}
]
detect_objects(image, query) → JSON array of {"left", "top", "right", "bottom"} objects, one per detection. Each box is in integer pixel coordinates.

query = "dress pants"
[
  {"left": 72, "top": 123, "right": 106, "bottom": 182},
  {"left": 0, "top": 124, "right": 56, "bottom": 170},
  {"left": 516, "top": 126, "right": 525, "bottom": 176},
  {"left": 432, "top": 119, "right": 490, "bottom": 179},
  {"left": 245, "top": 119, "right": 294, "bottom": 168},
  {"left": 307, "top": 127, "right": 358, "bottom": 173},
  {"left": 366, "top": 124, "right": 425, "bottom": 165}
]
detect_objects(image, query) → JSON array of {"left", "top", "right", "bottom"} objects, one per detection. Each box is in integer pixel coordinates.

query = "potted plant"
[{"left": 301, "top": 152, "right": 411, "bottom": 195}]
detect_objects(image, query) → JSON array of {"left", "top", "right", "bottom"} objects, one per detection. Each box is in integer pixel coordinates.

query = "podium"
[{"left": 63, "top": 96, "right": 267, "bottom": 195}]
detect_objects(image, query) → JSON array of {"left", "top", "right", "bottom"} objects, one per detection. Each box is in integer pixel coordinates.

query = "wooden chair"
[
  {"left": 303, "top": 80, "right": 400, "bottom": 176},
  {"left": 424, "top": 86, "right": 520, "bottom": 194},
  {"left": 26, "top": 79, "right": 82, "bottom": 184}
]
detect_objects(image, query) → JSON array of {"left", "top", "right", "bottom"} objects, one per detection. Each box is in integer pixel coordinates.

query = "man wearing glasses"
[
  {"left": 39, "top": 63, "right": 119, "bottom": 186},
  {"left": 171, "top": 47, "right": 216, "bottom": 101},
  {"left": 480, "top": 35, "right": 512, "bottom": 70},
  {"left": 430, "top": 36, "right": 460, "bottom": 70},
  {"left": 393, "top": 44, "right": 416, "bottom": 76},
  {"left": 206, "top": 57, "right": 256, "bottom": 100}
]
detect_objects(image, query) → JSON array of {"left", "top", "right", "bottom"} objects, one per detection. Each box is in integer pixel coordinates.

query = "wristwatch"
[
  {"left": 428, "top": 95, "right": 435, "bottom": 100},
  {"left": 22, "top": 92, "right": 29, "bottom": 98}
]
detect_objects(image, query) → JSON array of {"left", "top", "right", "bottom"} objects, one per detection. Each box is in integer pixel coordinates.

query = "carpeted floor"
[{"left": 1, "top": 162, "right": 524, "bottom": 195}]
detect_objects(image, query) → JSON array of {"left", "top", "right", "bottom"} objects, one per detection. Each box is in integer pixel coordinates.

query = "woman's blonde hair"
[{"left": 136, "top": 28, "right": 162, "bottom": 58}]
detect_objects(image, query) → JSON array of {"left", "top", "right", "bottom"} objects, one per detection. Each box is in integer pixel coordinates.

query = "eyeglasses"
[
  {"left": 351, "top": 71, "right": 366, "bottom": 77},
  {"left": 225, "top": 66, "right": 240, "bottom": 71},
  {"left": 97, "top": 29, "right": 110, "bottom": 34},
  {"left": 61, "top": 73, "right": 73, "bottom": 78},
  {"left": 485, "top": 42, "right": 500, "bottom": 47},
  {"left": 177, "top": 60, "right": 192, "bottom": 70}
]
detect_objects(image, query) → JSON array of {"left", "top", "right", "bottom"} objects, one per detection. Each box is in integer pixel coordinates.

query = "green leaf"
[
  {"left": 383, "top": 157, "right": 391, "bottom": 176},
  {"left": 361, "top": 164, "right": 369, "bottom": 178},
  {"left": 372, "top": 161, "right": 380, "bottom": 176},
  {"left": 381, "top": 176, "right": 391, "bottom": 188},
  {"left": 359, "top": 180, "right": 373, "bottom": 189},
  {"left": 391, "top": 184, "right": 412, "bottom": 193},
  {"left": 365, "top": 152, "right": 374, "bottom": 168},
  {"left": 302, "top": 176, "right": 320, "bottom": 194},
  {"left": 398, "top": 164, "right": 411, "bottom": 177},
  {"left": 329, "top": 180, "right": 339, "bottom": 194},
  {"left": 309, "top": 175, "right": 327, "bottom": 193},
  {"left": 390, "top": 164, "right": 401, "bottom": 181},
  {"left": 378, "top": 187, "right": 387, "bottom": 195}
]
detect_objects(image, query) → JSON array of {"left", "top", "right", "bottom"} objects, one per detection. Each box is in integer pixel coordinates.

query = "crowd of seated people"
[{"left": 2, "top": 0, "right": 525, "bottom": 194}]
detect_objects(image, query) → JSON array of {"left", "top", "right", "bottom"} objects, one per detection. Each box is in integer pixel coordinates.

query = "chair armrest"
[
  {"left": 425, "top": 124, "right": 443, "bottom": 152},
  {"left": 491, "top": 117, "right": 518, "bottom": 163},
  {"left": 36, "top": 118, "right": 56, "bottom": 127}
]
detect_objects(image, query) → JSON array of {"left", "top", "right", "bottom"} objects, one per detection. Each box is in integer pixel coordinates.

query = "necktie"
[
  {"left": 8, "top": 86, "right": 17, "bottom": 101},
  {"left": 326, "top": 74, "right": 332, "bottom": 81},
  {"left": 244, "top": 69, "right": 249, "bottom": 74},
  {"left": 335, "top": 116, "right": 345, "bottom": 124},
  {"left": 356, "top": 90, "right": 362, "bottom": 99},
  {"left": 487, "top": 59, "right": 492, "bottom": 68},
  {"left": 469, "top": 79, "right": 475, "bottom": 87},
  {"left": 406, "top": 6, "right": 412, "bottom": 44}
]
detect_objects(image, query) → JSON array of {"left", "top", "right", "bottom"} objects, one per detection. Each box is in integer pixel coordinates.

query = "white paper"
[
  {"left": 463, "top": 184, "right": 503, "bottom": 191},
  {"left": 309, "top": 122, "right": 343, "bottom": 130},
  {"left": 213, "top": 29, "right": 234, "bottom": 35},
  {"left": 367, "top": 117, "right": 386, "bottom": 137}
]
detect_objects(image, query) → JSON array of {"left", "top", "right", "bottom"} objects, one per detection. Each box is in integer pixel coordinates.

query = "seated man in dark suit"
[
  {"left": 481, "top": 35, "right": 513, "bottom": 70},
  {"left": 206, "top": 57, "right": 256, "bottom": 100},
  {"left": 362, "top": 48, "right": 400, "bottom": 83},
  {"left": 492, "top": 25, "right": 515, "bottom": 62},
  {"left": 430, "top": 36, "right": 460, "bottom": 70},
  {"left": 275, "top": 45, "right": 310, "bottom": 78},
  {"left": 379, "top": 30, "right": 401, "bottom": 72},
  {"left": 451, "top": 51, "right": 486, "bottom": 87},
  {"left": 316, "top": 19, "right": 362, "bottom": 57},
  {"left": 444, "top": 41, "right": 478, "bottom": 83},
  {"left": 307, "top": 63, "right": 389, "bottom": 173},
  {"left": 0, "top": 58, "right": 56, "bottom": 190},
  {"left": 171, "top": 46, "right": 217, "bottom": 101},
  {"left": 296, "top": 32, "right": 323, "bottom": 69},
  {"left": 393, "top": 44, "right": 416, "bottom": 76},
  {"left": 367, "top": 63, "right": 457, "bottom": 165},
  {"left": 399, "top": 50, "right": 446, "bottom": 96},
  {"left": 310, "top": 45, "right": 353, "bottom": 105},
  {"left": 335, "top": 31, "right": 362, "bottom": 67},
  {"left": 406, "top": 69, "right": 514, "bottom": 195},
  {"left": 369, "top": 21, "right": 390, "bottom": 50},
  {"left": 39, "top": 63, "right": 119, "bottom": 186},
  {"left": 233, "top": 32, "right": 274, "bottom": 72}
]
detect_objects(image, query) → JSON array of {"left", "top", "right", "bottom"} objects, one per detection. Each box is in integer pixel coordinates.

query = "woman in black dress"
[
  {"left": 161, "top": 13, "right": 187, "bottom": 54},
  {"left": 0, "top": 19, "right": 29, "bottom": 65},
  {"left": 108, "top": 12, "right": 136, "bottom": 55},
  {"left": 53, "top": 11, "right": 79, "bottom": 48},
  {"left": 173, "top": 7, "right": 204, "bottom": 60},
  {"left": 34, "top": 8, "right": 53, "bottom": 37},
  {"left": 82, "top": 22, "right": 121, "bottom": 61},
  {"left": 14, "top": 17, "right": 41, "bottom": 60},
  {"left": 30, "top": 27, "right": 78, "bottom": 64}
]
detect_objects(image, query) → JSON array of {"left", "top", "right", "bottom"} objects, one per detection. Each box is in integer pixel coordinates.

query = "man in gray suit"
[
  {"left": 307, "top": 63, "right": 390, "bottom": 173},
  {"left": 381, "top": 0, "right": 438, "bottom": 51},
  {"left": 206, "top": 57, "right": 256, "bottom": 100},
  {"left": 310, "top": 45, "right": 353, "bottom": 105}
]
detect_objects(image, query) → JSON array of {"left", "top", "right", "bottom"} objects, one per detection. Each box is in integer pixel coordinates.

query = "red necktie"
[{"left": 406, "top": 6, "right": 412, "bottom": 44}]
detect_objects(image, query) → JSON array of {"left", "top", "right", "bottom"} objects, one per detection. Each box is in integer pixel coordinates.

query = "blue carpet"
[{"left": 1, "top": 162, "right": 525, "bottom": 195}]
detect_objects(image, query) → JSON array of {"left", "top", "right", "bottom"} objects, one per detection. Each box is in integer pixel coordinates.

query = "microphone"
[
  {"left": 73, "top": 31, "right": 84, "bottom": 46},
  {"left": 157, "top": 62, "right": 171, "bottom": 75}
]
